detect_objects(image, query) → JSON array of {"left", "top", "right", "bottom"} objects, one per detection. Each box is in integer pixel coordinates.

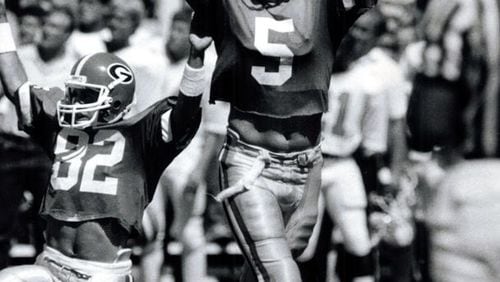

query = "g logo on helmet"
[{"left": 107, "top": 63, "right": 134, "bottom": 85}]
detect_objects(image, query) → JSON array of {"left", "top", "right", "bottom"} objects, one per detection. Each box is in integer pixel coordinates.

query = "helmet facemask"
[
  {"left": 57, "top": 77, "right": 112, "bottom": 128},
  {"left": 57, "top": 53, "right": 136, "bottom": 129},
  {"left": 57, "top": 78, "right": 133, "bottom": 128}
]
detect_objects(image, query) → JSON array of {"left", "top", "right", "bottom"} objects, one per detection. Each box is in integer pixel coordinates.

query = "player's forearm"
[
  {"left": 171, "top": 64, "right": 205, "bottom": 140},
  {"left": 174, "top": 35, "right": 209, "bottom": 119},
  {"left": 170, "top": 34, "right": 212, "bottom": 140},
  {"left": 187, "top": 41, "right": 205, "bottom": 69},
  {"left": 0, "top": 4, "right": 28, "bottom": 104}
]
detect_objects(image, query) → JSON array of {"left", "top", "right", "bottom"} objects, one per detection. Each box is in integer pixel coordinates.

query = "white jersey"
[
  {"left": 67, "top": 30, "right": 108, "bottom": 58},
  {"left": 322, "top": 48, "right": 409, "bottom": 157},
  {"left": 18, "top": 45, "right": 79, "bottom": 88}
]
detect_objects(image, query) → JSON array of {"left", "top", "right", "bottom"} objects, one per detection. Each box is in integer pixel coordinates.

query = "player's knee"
[{"left": 247, "top": 237, "right": 302, "bottom": 281}]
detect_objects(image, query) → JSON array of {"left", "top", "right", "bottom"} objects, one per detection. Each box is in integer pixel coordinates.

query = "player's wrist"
[
  {"left": 179, "top": 64, "right": 205, "bottom": 97},
  {"left": 0, "top": 22, "right": 16, "bottom": 53},
  {"left": 187, "top": 49, "right": 205, "bottom": 69}
]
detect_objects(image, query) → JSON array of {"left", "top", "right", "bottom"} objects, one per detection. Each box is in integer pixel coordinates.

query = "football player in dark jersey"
[
  {"left": 185, "top": 0, "right": 376, "bottom": 281},
  {"left": 0, "top": 0, "right": 213, "bottom": 279},
  {"left": 407, "top": 0, "right": 500, "bottom": 281}
]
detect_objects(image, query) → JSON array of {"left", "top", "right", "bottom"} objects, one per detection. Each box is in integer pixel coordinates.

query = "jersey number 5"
[
  {"left": 51, "top": 130, "right": 125, "bottom": 195},
  {"left": 251, "top": 17, "right": 294, "bottom": 86}
]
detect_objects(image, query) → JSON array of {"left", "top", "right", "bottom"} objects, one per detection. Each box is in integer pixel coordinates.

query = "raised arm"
[
  {"left": 407, "top": 0, "right": 482, "bottom": 153},
  {"left": 0, "top": 0, "right": 28, "bottom": 104},
  {"left": 169, "top": 34, "right": 213, "bottom": 142},
  {"left": 186, "top": 34, "right": 212, "bottom": 69}
]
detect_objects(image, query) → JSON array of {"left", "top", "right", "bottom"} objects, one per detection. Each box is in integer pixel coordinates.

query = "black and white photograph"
[{"left": 0, "top": 0, "right": 498, "bottom": 281}]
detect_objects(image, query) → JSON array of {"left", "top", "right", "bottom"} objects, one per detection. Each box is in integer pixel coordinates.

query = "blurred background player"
[
  {"left": 162, "top": 7, "right": 194, "bottom": 98},
  {"left": 17, "top": 3, "right": 78, "bottom": 87},
  {"left": 298, "top": 7, "right": 411, "bottom": 282},
  {"left": 155, "top": 0, "right": 190, "bottom": 41},
  {"left": 366, "top": 1, "right": 419, "bottom": 281},
  {"left": 67, "top": 0, "right": 108, "bottom": 57},
  {"left": 407, "top": 0, "right": 500, "bottom": 281},
  {"left": 103, "top": 0, "right": 165, "bottom": 115},
  {"left": 16, "top": 5, "right": 44, "bottom": 46},
  {"left": 321, "top": 9, "right": 385, "bottom": 282}
]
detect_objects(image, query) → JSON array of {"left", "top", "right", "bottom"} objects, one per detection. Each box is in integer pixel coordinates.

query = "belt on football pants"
[
  {"left": 215, "top": 128, "right": 320, "bottom": 202},
  {"left": 39, "top": 246, "right": 133, "bottom": 282}
]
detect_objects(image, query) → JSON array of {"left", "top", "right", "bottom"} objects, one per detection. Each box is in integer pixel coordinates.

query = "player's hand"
[
  {"left": 187, "top": 34, "right": 213, "bottom": 68},
  {"left": 190, "top": 34, "right": 213, "bottom": 53}
]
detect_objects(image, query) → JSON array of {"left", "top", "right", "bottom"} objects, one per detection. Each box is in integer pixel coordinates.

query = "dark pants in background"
[{"left": 0, "top": 133, "right": 51, "bottom": 269}]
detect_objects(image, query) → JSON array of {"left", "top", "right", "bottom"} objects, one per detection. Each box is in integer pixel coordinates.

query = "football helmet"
[{"left": 57, "top": 52, "right": 135, "bottom": 128}]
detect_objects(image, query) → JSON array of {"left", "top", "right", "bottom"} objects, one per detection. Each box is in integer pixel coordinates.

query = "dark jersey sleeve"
[
  {"left": 189, "top": 0, "right": 219, "bottom": 38},
  {"left": 137, "top": 95, "right": 202, "bottom": 201},
  {"left": 184, "top": 0, "right": 210, "bottom": 11},
  {"left": 15, "top": 84, "right": 63, "bottom": 155},
  {"left": 329, "top": 0, "right": 376, "bottom": 50},
  {"left": 169, "top": 94, "right": 203, "bottom": 147}
]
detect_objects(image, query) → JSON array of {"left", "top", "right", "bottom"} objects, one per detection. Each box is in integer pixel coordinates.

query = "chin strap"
[{"left": 215, "top": 151, "right": 271, "bottom": 202}]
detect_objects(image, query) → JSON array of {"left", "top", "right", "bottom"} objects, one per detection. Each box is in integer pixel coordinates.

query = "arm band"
[
  {"left": 179, "top": 64, "right": 206, "bottom": 97},
  {"left": 0, "top": 23, "right": 16, "bottom": 53}
]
